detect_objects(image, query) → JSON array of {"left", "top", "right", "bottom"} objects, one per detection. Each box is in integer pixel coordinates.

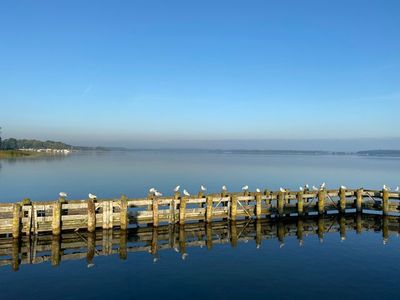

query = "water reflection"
[{"left": 1, "top": 214, "right": 398, "bottom": 271}]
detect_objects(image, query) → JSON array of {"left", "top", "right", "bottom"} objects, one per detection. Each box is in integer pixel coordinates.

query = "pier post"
[
  {"left": 12, "top": 203, "right": 21, "bottom": 239},
  {"left": 277, "top": 192, "right": 285, "bottom": 216},
  {"left": 230, "top": 195, "right": 237, "bottom": 221},
  {"left": 206, "top": 195, "right": 213, "bottom": 222},
  {"left": 339, "top": 188, "right": 346, "bottom": 213},
  {"left": 153, "top": 197, "right": 159, "bottom": 227},
  {"left": 120, "top": 195, "right": 128, "bottom": 230},
  {"left": 356, "top": 189, "right": 363, "bottom": 213},
  {"left": 87, "top": 198, "right": 96, "bottom": 232},
  {"left": 179, "top": 197, "right": 187, "bottom": 225},
  {"left": 255, "top": 193, "right": 262, "bottom": 219},
  {"left": 317, "top": 190, "right": 326, "bottom": 215},
  {"left": 382, "top": 189, "right": 389, "bottom": 216},
  {"left": 296, "top": 191, "right": 304, "bottom": 216},
  {"left": 52, "top": 201, "right": 62, "bottom": 235}
]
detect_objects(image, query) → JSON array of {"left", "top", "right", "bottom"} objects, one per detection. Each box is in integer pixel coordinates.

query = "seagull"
[
  {"left": 383, "top": 184, "right": 390, "bottom": 191},
  {"left": 181, "top": 253, "right": 189, "bottom": 260},
  {"left": 312, "top": 186, "right": 319, "bottom": 191},
  {"left": 395, "top": 186, "right": 399, "bottom": 192},
  {"left": 59, "top": 192, "right": 67, "bottom": 198},
  {"left": 242, "top": 185, "right": 249, "bottom": 191},
  {"left": 183, "top": 189, "right": 190, "bottom": 197},
  {"left": 279, "top": 187, "right": 286, "bottom": 193},
  {"left": 200, "top": 185, "right": 207, "bottom": 191},
  {"left": 320, "top": 182, "right": 326, "bottom": 190},
  {"left": 299, "top": 187, "right": 304, "bottom": 192},
  {"left": 149, "top": 187, "right": 156, "bottom": 194},
  {"left": 256, "top": 188, "right": 261, "bottom": 193},
  {"left": 174, "top": 185, "right": 180, "bottom": 192},
  {"left": 88, "top": 193, "right": 97, "bottom": 199},
  {"left": 340, "top": 185, "right": 347, "bottom": 190},
  {"left": 222, "top": 185, "right": 227, "bottom": 191},
  {"left": 87, "top": 263, "right": 95, "bottom": 268},
  {"left": 154, "top": 190, "right": 163, "bottom": 197},
  {"left": 305, "top": 184, "right": 309, "bottom": 189}
]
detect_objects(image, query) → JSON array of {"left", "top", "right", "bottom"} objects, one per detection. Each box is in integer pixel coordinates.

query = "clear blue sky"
[{"left": 1, "top": 0, "right": 399, "bottom": 148}]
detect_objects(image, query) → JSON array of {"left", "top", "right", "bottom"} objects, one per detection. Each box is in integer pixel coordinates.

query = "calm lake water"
[{"left": 1, "top": 151, "right": 400, "bottom": 299}]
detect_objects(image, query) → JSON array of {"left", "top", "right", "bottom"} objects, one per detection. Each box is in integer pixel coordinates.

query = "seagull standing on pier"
[
  {"left": 183, "top": 189, "right": 190, "bottom": 197},
  {"left": 222, "top": 185, "right": 227, "bottom": 191},
  {"left": 383, "top": 184, "right": 390, "bottom": 191},
  {"left": 88, "top": 193, "right": 97, "bottom": 199},
  {"left": 279, "top": 187, "right": 286, "bottom": 193},
  {"left": 154, "top": 190, "right": 162, "bottom": 197},
  {"left": 340, "top": 185, "right": 347, "bottom": 190},
  {"left": 256, "top": 188, "right": 261, "bottom": 193},
  {"left": 201, "top": 185, "right": 207, "bottom": 192},
  {"left": 174, "top": 185, "right": 180, "bottom": 192},
  {"left": 299, "top": 187, "right": 304, "bottom": 192},
  {"left": 320, "top": 182, "right": 326, "bottom": 190},
  {"left": 59, "top": 192, "right": 67, "bottom": 198},
  {"left": 149, "top": 187, "right": 156, "bottom": 194},
  {"left": 242, "top": 185, "right": 249, "bottom": 191},
  {"left": 312, "top": 186, "right": 318, "bottom": 191},
  {"left": 395, "top": 186, "right": 399, "bottom": 192}
]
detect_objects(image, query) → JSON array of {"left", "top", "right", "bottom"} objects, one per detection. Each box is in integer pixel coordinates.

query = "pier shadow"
[{"left": 1, "top": 214, "right": 397, "bottom": 271}]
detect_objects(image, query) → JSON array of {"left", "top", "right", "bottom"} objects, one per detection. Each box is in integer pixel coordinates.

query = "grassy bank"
[{"left": 0, "top": 150, "right": 40, "bottom": 159}]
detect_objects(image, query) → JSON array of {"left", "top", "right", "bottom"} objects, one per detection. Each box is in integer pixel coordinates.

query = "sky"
[{"left": 0, "top": 0, "right": 399, "bottom": 149}]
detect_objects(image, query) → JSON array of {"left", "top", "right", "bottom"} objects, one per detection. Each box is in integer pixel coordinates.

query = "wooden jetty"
[
  {"left": 0, "top": 214, "right": 398, "bottom": 271},
  {"left": 0, "top": 187, "right": 399, "bottom": 237}
]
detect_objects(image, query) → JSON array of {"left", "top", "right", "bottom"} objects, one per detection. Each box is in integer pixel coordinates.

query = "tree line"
[{"left": 0, "top": 138, "right": 72, "bottom": 150}]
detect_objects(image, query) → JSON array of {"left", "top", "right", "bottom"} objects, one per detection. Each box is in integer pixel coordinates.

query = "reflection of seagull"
[
  {"left": 154, "top": 190, "right": 162, "bottom": 197},
  {"left": 153, "top": 257, "right": 159, "bottom": 263},
  {"left": 299, "top": 240, "right": 304, "bottom": 247},
  {"left": 256, "top": 188, "right": 261, "bottom": 193},
  {"left": 279, "top": 243, "right": 285, "bottom": 248},
  {"left": 88, "top": 193, "right": 97, "bottom": 199},
  {"left": 174, "top": 247, "right": 179, "bottom": 253},
  {"left": 222, "top": 185, "right": 227, "bottom": 191},
  {"left": 59, "top": 192, "right": 67, "bottom": 198},
  {"left": 383, "top": 239, "right": 388, "bottom": 245},
  {"left": 181, "top": 253, "right": 189, "bottom": 260},
  {"left": 174, "top": 185, "right": 180, "bottom": 192},
  {"left": 340, "top": 236, "right": 346, "bottom": 242},
  {"left": 183, "top": 190, "right": 190, "bottom": 197},
  {"left": 256, "top": 244, "right": 260, "bottom": 249},
  {"left": 201, "top": 185, "right": 207, "bottom": 191},
  {"left": 87, "top": 263, "right": 95, "bottom": 268}
]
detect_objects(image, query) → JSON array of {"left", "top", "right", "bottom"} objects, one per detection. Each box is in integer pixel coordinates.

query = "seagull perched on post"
[
  {"left": 242, "top": 185, "right": 249, "bottom": 191},
  {"left": 174, "top": 185, "right": 180, "bottom": 192},
  {"left": 383, "top": 184, "right": 390, "bottom": 191},
  {"left": 340, "top": 185, "right": 347, "bottom": 190},
  {"left": 312, "top": 186, "right": 318, "bottom": 191},
  {"left": 183, "top": 189, "right": 190, "bottom": 197},
  {"left": 59, "top": 192, "right": 67, "bottom": 198},
  {"left": 200, "top": 185, "right": 207, "bottom": 192},
  {"left": 299, "top": 187, "right": 304, "bottom": 192},
  {"left": 395, "top": 186, "right": 399, "bottom": 192},
  {"left": 279, "top": 187, "right": 286, "bottom": 193},
  {"left": 256, "top": 188, "right": 261, "bottom": 193},
  {"left": 320, "top": 182, "right": 326, "bottom": 190},
  {"left": 305, "top": 184, "right": 309, "bottom": 189},
  {"left": 222, "top": 185, "right": 227, "bottom": 191},
  {"left": 149, "top": 187, "right": 156, "bottom": 194},
  {"left": 154, "top": 190, "right": 162, "bottom": 197},
  {"left": 88, "top": 193, "right": 97, "bottom": 199}
]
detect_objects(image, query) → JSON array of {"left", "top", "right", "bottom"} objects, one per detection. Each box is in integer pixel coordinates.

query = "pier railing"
[{"left": 0, "top": 188, "right": 399, "bottom": 237}]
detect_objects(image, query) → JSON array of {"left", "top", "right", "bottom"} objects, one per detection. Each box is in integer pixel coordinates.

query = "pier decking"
[{"left": 0, "top": 187, "right": 399, "bottom": 237}]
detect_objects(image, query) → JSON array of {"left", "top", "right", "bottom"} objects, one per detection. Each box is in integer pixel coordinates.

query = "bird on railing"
[
  {"left": 383, "top": 184, "right": 390, "bottom": 191},
  {"left": 279, "top": 187, "right": 286, "bottom": 193},
  {"left": 256, "top": 188, "right": 261, "bottom": 193},
  {"left": 222, "top": 185, "right": 227, "bottom": 191},
  {"left": 174, "top": 185, "right": 180, "bottom": 192},
  {"left": 395, "top": 186, "right": 399, "bottom": 192},
  {"left": 201, "top": 185, "right": 207, "bottom": 191},
  {"left": 59, "top": 192, "right": 67, "bottom": 198},
  {"left": 154, "top": 190, "right": 162, "bottom": 197},
  {"left": 88, "top": 193, "right": 97, "bottom": 199},
  {"left": 312, "top": 186, "right": 319, "bottom": 191},
  {"left": 149, "top": 187, "right": 156, "bottom": 194},
  {"left": 340, "top": 185, "right": 347, "bottom": 190},
  {"left": 320, "top": 182, "right": 326, "bottom": 190},
  {"left": 242, "top": 185, "right": 249, "bottom": 191},
  {"left": 183, "top": 189, "right": 190, "bottom": 197},
  {"left": 305, "top": 184, "right": 309, "bottom": 189},
  {"left": 299, "top": 186, "right": 304, "bottom": 191}
]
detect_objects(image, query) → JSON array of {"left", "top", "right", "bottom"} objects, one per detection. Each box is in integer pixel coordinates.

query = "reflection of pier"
[
  {"left": 0, "top": 214, "right": 398, "bottom": 271},
  {"left": 1, "top": 187, "right": 400, "bottom": 236}
]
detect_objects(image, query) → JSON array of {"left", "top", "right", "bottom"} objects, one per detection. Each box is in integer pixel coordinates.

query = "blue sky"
[{"left": 0, "top": 0, "right": 399, "bottom": 148}]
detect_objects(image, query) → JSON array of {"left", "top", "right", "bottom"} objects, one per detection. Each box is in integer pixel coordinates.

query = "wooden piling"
[
  {"left": 52, "top": 201, "right": 62, "bottom": 235},
  {"left": 12, "top": 203, "right": 21, "bottom": 239},
  {"left": 230, "top": 195, "right": 237, "bottom": 221},
  {"left": 277, "top": 192, "right": 285, "bottom": 216},
  {"left": 382, "top": 189, "right": 389, "bottom": 216},
  {"left": 179, "top": 197, "right": 187, "bottom": 225},
  {"left": 339, "top": 188, "right": 346, "bottom": 213},
  {"left": 120, "top": 195, "right": 128, "bottom": 230},
  {"left": 317, "top": 190, "right": 326, "bottom": 215},
  {"left": 296, "top": 192, "right": 304, "bottom": 216},
  {"left": 206, "top": 195, "right": 213, "bottom": 222},
  {"left": 356, "top": 189, "right": 363, "bottom": 213},
  {"left": 255, "top": 193, "right": 262, "bottom": 219},
  {"left": 153, "top": 197, "right": 159, "bottom": 227},
  {"left": 87, "top": 198, "right": 96, "bottom": 233}
]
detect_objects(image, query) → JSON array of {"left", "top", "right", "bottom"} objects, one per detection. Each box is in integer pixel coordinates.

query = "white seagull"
[
  {"left": 183, "top": 189, "right": 190, "bottom": 197},
  {"left": 174, "top": 185, "right": 180, "bottom": 192},
  {"left": 256, "top": 188, "right": 261, "bottom": 193},
  {"left": 200, "top": 185, "right": 207, "bottom": 191},
  {"left": 395, "top": 186, "right": 399, "bottom": 192},
  {"left": 222, "top": 185, "right": 227, "bottom": 191},
  {"left": 279, "top": 187, "right": 286, "bottom": 193},
  {"left": 299, "top": 187, "right": 304, "bottom": 192},
  {"left": 154, "top": 190, "right": 163, "bottom": 197},
  {"left": 312, "top": 186, "right": 319, "bottom": 191},
  {"left": 242, "top": 185, "right": 249, "bottom": 191},
  {"left": 149, "top": 187, "right": 156, "bottom": 194},
  {"left": 320, "top": 182, "right": 326, "bottom": 190},
  {"left": 88, "top": 193, "right": 97, "bottom": 199},
  {"left": 59, "top": 192, "right": 67, "bottom": 198},
  {"left": 305, "top": 184, "right": 309, "bottom": 189},
  {"left": 383, "top": 184, "right": 390, "bottom": 191},
  {"left": 340, "top": 185, "right": 347, "bottom": 190}
]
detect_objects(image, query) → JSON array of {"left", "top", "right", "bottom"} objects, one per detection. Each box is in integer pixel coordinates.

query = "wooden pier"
[
  {"left": 0, "top": 187, "right": 400, "bottom": 237},
  {"left": 0, "top": 214, "right": 398, "bottom": 271}
]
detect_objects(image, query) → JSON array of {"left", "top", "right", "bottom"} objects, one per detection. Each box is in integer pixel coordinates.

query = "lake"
[{"left": 0, "top": 151, "right": 400, "bottom": 299}]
